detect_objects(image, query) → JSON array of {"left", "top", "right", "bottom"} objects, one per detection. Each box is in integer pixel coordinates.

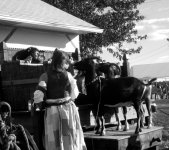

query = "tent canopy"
[{"left": 0, "top": 0, "right": 103, "bottom": 34}]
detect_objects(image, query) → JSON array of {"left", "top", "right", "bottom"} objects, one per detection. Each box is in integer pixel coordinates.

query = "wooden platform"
[{"left": 84, "top": 126, "right": 163, "bottom": 150}]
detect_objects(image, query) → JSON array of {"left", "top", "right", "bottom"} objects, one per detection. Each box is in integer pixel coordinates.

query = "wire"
[
  {"left": 140, "top": 0, "right": 168, "bottom": 12},
  {"left": 144, "top": 0, "right": 164, "bottom": 4},
  {"left": 158, "top": 108, "right": 169, "bottom": 116},
  {"left": 130, "top": 44, "right": 169, "bottom": 62},
  {"left": 141, "top": 45, "right": 167, "bottom": 57}
]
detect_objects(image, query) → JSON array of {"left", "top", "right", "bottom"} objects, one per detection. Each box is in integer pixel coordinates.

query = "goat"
[
  {"left": 96, "top": 62, "right": 121, "bottom": 78},
  {"left": 96, "top": 62, "right": 129, "bottom": 131},
  {"left": 74, "top": 57, "right": 156, "bottom": 135},
  {"left": 97, "top": 63, "right": 146, "bottom": 131},
  {"left": 74, "top": 71, "right": 89, "bottom": 106}
]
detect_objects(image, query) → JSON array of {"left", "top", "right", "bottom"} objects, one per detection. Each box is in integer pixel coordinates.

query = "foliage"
[{"left": 43, "top": 0, "right": 147, "bottom": 60}]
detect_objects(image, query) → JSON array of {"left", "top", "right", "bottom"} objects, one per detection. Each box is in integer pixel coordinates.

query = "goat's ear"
[{"left": 150, "top": 78, "right": 157, "bottom": 82}]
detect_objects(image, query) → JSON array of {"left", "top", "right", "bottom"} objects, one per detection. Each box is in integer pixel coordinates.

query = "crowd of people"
[{"left": 151, "top": 81, "right": 169, "bottom": 100}]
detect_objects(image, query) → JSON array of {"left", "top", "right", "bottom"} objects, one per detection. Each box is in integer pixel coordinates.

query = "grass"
[{"left": 153, "top": 99, "right": 169, "bottom": 150}]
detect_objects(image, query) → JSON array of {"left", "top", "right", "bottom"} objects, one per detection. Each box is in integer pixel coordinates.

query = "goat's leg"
[
  {"left": 92, "top": 108, "right": 101, "bottom": 134},
  {"left": 98, "top": 106, "right": 106, "bottom": 136},
  {"left": 151, "top": 93, "right": 153, "bottom": 99},
  {"left": 134, "top": 103, "right": 142, "bottom": 134},
  {"left": 123, "top": 106, "right": 129, "bottom": 131},
  {"left": 100, "top": 116, "right": 106, "bottom": 136},
  {"left": 145, "top": 97, "right": 153, "bottom": 129},
  {"left": 114, "top": 107, "right": 122, "bottom": 130},
  {"left": 95, "top": 117, "right": 101, "bottom": 134},
  {"left": 91, "top": 108, "right": 101, "bottom": 134},
  {"left": 140, "top": 103, "right": 145, "bottom": 128}
]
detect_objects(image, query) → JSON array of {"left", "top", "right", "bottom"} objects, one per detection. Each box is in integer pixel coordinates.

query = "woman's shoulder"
[
  {"left": 67, "top": 71, "right": 72, "bottom": 76},
  {"left": 39, "top": 72, "right": 48, "bottom": 82},
  {"left": 67, "top": 71, "right": 73, "bottom": 79}
]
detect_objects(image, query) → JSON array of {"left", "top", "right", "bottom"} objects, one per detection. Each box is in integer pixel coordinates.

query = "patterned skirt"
[{"left": 44, "top": 101, "right": 87, "bottom": 150}]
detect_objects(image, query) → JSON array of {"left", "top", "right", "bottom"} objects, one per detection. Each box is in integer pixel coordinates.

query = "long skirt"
[{"left": 44, "top": 101, "right": 87, "bottom": 150}]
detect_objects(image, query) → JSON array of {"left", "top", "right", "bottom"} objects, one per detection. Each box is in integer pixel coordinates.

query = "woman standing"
[{"left": 33, "top": 49, "right": 87, "bottom": 150}]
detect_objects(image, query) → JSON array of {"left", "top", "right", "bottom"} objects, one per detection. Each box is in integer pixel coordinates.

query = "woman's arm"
[
  {"left": 45, "top": 97, "right": 71, "bottom": 105},
  {"left": 33, "top": 73, "right": 48, "bottom": 109},
  {"left": 67, "top": 72, "right": 79, "bottom": 100}
]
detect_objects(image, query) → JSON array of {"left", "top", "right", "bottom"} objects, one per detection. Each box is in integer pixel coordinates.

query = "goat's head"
[
  {"left": 74, "top": 57, "right": 100, "bottom": 73},
  {"left": 96, "top": 62, "right": 121, "bottom": 78}
]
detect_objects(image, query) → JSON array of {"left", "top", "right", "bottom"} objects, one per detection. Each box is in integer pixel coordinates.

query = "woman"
[{"left": 33, "top": 49, "right": 87, "bottom": 150}]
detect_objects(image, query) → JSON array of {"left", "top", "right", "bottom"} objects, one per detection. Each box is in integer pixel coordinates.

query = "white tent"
[
  {"left": 131, "top": 62, "right": 169, "bottom": 79},
  {"left": 0, "top": 0, "right": 103, "bottom": 53}
]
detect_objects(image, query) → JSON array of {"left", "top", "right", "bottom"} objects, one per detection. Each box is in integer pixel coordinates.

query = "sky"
[{"left": 100, "top": 0, "right": 169, "bottom": 67}]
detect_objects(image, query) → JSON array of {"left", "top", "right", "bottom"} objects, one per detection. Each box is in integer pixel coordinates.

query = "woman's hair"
[{"left": 51, "top": 48, "right": 69, "bottom": 71}]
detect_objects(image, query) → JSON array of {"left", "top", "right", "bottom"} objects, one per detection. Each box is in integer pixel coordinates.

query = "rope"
[
  {"left": 85, "top": 76, "right": 100, "bottom": 86},
  {"left": 94, "top": 76, "right": 102, "bottom": 130},
  {"left": 92, "top": 76, "right": 102, "bottom": 150}
]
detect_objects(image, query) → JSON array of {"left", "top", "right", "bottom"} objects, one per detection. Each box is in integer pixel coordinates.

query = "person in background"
[
  {"left": 33, "top": 48, "right": 87, "bottom": 150},
  {"left": 12, "top": 47, "right": 44, "bottom": 64},
  {"left": 0, "top": 102, "right": 21, "bottom": 150}
]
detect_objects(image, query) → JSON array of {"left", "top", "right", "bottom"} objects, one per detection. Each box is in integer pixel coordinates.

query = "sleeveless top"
[{"left": 46, "top": 70, "right": 71, "bottom": 99}]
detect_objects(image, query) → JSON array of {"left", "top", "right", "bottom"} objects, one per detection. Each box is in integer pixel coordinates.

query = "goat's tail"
[{"left": 145, "top": 78, "right": 157, "bottom": 85}]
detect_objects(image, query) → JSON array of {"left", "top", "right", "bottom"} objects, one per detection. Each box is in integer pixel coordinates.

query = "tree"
[{"left": 43, "top": 0, "right": 147, "bottom": 60}]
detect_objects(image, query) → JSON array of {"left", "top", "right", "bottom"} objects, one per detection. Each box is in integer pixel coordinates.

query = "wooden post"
[
  {"left": 0, "top": 42, "right": 3, "bottom": 101},
  {"left": 121, "top": 53, "right": 130, "bottom": 77},
  {"left": 0, "top": 42, "right": 4, "bottom": 64},
  {"left": 72, "top": 48, "right": 81, "bottom": 61}
]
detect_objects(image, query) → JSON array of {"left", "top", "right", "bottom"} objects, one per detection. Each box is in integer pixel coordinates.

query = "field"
[{"left": 153, "top": 99, "right": 169, "bottom": 150}]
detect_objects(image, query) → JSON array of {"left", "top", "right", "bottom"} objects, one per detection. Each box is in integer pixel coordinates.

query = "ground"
[{"left": 153, "top": 99, "right": 169, "bottom": 150}]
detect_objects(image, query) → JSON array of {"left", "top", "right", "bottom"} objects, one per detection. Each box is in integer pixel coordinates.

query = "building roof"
[
  {"left": 0, "top": 0, "right": 103, "bottom": 34},
  {"left": 131, "top": 62, "right": 169, "bottom": 78}
]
